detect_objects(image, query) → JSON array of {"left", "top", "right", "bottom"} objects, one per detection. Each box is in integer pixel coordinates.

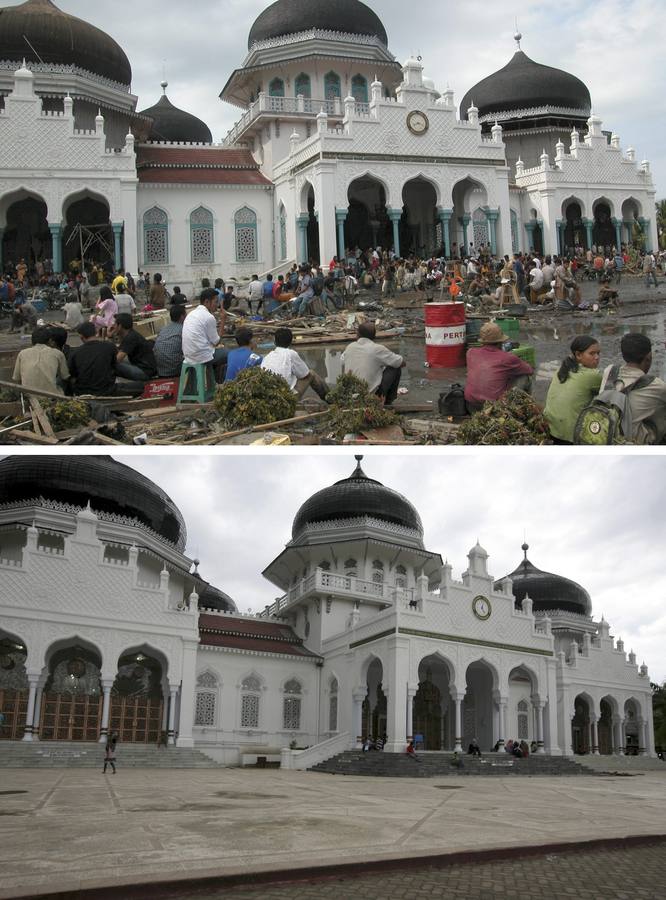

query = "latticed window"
[
  {"left": 351, "top": 74, "right": 368, "bottom": 103},
  {"left": 279, "top": 207, "right": 287, "bottom": 261},
  {"left": 283, "top": 697, "right": 301, "bottom": 730},
  {"left": 325, "top": 71, "right": 341, "bottom": 100},
  {"left": 235, "top": 207, "right": 258, "bottom": 262},
  {"left": 517, "top": 699, "right": 529, "bottom": 740},
  {"left": 329, "top": 678, "right": 338, "bottom": 732},
  {"left": 190, "top": 206, "right": 214, "bottom": 264},
  {"left": 269, "top": 78, "right": 285, "bottom": 97},
  {"left": 395, "top": 564, "right": 407, "bottom": 589},
  {"left": 372, "top": 560, "right": 384, "bottom": 584},
  {"left": 195, "top": 691, "right": 216, "bottom": 726},
  {"left": 472, "top": 208, "right": 489, "bottom": 250},
  {"left": 143, "top": 207, "right": 168, "bottom": 265},
  {"left": 295, "top": 73, "right": 311, "bottom": 98},
  {"left": 241, "top": 694, "right": 259, "bottom": 728}
]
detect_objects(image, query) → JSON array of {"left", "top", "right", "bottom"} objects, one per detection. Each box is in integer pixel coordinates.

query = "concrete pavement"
[{"left": 0, "top": 767, "right": 664, "bottom": 898}]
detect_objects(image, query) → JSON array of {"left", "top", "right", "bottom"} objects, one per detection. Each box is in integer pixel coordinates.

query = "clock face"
[
  {"left": 472, "top": 595, "right": 491, "bottom": 620},
  {"left": 407, "top": 111, "right": 429, "bottom": 135}
]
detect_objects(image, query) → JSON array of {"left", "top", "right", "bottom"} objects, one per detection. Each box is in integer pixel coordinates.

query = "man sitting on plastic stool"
[{"left": 182, "top": 288, "right": 228, "bottom": 383}]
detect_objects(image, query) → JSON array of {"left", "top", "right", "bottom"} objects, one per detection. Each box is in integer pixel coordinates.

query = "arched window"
[
  {"left": 143, "top": 207, "right": 168, "bottom": 265},
  {"left": 510, "top": 209, "right": 519, "bottom": 254},
  {"left": 472, "top": 207, "right": 489, "bottom": 250},
  {"left": 295, "top": 73, "right": 311, "bottom": 99},
  {"left": 283, "top": 679, "right": 302, "bottom": 730},
  {"left": 240, "top": 675, "right": 261, "bottom": 728},
  {"left": 190, "top": 206, "right": 214, "bottom": 264},
  {"left": 194, "top": 671, "right": 218, "bottom": 726},
  {"left": 345, "top": 558, "right": 358, "bottom": 577},
  {"left": 517, "top": 699, "right": 529, "bottom": 740},
  {"left": 351, "top": 74, "right": 368, "bottom": 103},
  {"left": 324, "top": 71, "right": 341, "bottom": 101},
  {"left": 269, "top": 78, "right": 285, "bottom": 98},
  {"left": 235, "top": 207, "right": 258, "bottom": 262},
  {"left": 395, "top": 564, "right": 407, "bottom": 589},
  {"left": 329, "top": 678, "right": 338, "bottom": 732},
  {"left": 372, "top": 560, "right": 385, "bottom": 584},
  {"left": 279, "top": 205, "right": 287, "bottom": 261}
]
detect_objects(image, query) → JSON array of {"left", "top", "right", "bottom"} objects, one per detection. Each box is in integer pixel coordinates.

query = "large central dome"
[
  {"left": 248, "top": 0, "right": 388, "bottom": 49},
  {"left": 291, "top": 457, "right": 422, "bottom": 539},
  {"left": 0, "top": 456, "right": 186, "bottom": 551},
  {"left": 0, "top": 0, "right": 132, "bottom": 86}
]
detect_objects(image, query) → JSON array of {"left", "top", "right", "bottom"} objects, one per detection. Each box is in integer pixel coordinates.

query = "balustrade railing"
[{"left": 264, "top": 568, "right": 414, "bottom": 616}]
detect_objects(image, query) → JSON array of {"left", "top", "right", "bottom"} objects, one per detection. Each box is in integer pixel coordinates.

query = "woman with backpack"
[{"left": 544, "top": 336, "right": 603, "bottom": 443}]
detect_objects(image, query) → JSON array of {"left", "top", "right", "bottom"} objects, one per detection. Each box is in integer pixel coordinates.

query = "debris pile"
[
  {"left": 213, "top": 368, "right": 297, "bottom": 430},
  {"left": 324, "top": 373, "right": 398, "bottom": 441},
  {"left": 454, "top": 389, "right": 551, "bottom": 446}
]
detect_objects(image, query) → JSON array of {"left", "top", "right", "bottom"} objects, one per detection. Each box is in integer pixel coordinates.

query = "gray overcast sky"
[
  {"left": 109, "top": 451, "right": 666, "bottom": 685},
  {"left": 4, "top": 0, "right": 665, "bottom": 197}
]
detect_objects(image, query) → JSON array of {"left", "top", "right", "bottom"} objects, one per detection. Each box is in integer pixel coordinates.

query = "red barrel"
[{"left": 425, "top": 302, "right": 466, "bottom": 367}]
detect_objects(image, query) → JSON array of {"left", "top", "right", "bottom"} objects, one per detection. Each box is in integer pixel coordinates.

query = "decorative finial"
[
  {"left": 514, "top": 18, "right": 522, "bottom": 49},
  {"left": 160, "top": 80, "right": 168, "bottom": 94},
  {"left": 355, "top": 454, "right": 364, "bottom": 463},
  {"left": 522, "top": 541, "right": 529, "bottom": 558}
]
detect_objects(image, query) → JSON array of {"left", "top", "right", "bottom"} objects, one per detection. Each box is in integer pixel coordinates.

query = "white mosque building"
[
  {"left": 0, "top": 456, "right": 656, "bottom": 764},
  {"left": 0, "top": 0, "right": 658, "bottom": 295}
]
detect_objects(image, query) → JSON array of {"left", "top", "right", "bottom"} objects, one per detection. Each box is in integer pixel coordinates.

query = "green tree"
[
  {"left": 656, "top": 200, "right": 666, "bottom": 250},
  {"left": 651, "top": 681, "right": 666, "bottom": 752}
]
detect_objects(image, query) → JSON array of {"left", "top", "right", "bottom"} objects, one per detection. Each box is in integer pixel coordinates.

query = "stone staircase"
[
  {"left": 0, "top": 741, "right": 221, "bottom": 768},
  {"left": 571, "top": 754, "right": 665, "bottom": 774},
  {"left": 310, "top": 751, "right": 594, "bottom": 777}
]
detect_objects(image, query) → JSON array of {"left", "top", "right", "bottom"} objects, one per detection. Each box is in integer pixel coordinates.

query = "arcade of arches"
[
  {"left": 560, "top": 197, "right": 645, "bottom": 256},
  {"left": 0, "top": 635, "right": 178, "bottom": 745}
]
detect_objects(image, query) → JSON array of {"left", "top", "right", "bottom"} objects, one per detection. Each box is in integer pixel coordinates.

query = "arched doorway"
[
  {"left": 623, "top": 698, "right": 640, "bottom": 755},
  {"left": 563, "top": 199, "right": 585, "bottom": 253},
  {"left": 402, "top": 178, "right": 438, "bottom": 257},
  {"left": 451, "top": 178, "right": 488, "bottom": 257},
  {"left": 109, "top": 648, "right": 165, "bottom": 744},
  {"left": 40, "top": 642, "right": 103, "bottom": 741},
  {"left": 413, "top": 654, "right": 452, "bottom": 750},
  {"left": 598, "top": 697, "right": 616, "bottom": 754},
  {"left": 1, "top": 191, "right": 51, "bottom": 273},
  {"left": 0, "top": 632, "right": 28, "bottom": 740},
  {"left": 508, "top": 665, "right": 537, "bottom": 744},
  {"left": 305, "top": 186, "right": 320, "bottom": 266},
  {"left": 346, "top": 176, "right": 391, "bottom": 252},
  {"left": 572, "top": 694, "right": 591, "bottom": 754},
  {"left": 463, "top": 661, "right": 496, "bottom": 751},
  {"left": 361, "top": 658, "right": 386, "bottom": 740},
  {"left": 62, "top": 192, "right": 114, "bottom": 273},
  {"left": 621, "top": 198, "right": 642, "bottom": 248},
  {"left": 592, "top": 199, "right": 614, "bottom": 252}
]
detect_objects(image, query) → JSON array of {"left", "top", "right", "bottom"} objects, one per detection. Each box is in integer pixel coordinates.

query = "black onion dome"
[
  {"left": 198, "top": 583, "right": 237, "bottom": 613},
  {"left": 460, "top": 50, "right": 591, "bottom": 121},
  {"left": 0, "top": 456, "right": 187, "bottom": 551},
  {"left": 248, "top": 0, "right": 388, "bottom": 49},
  {"left": 292, "top": 457, "right": 422, "bottom": 539},
  {"left": 0, "top": 0, "right": 132, "bottom": 86},
  {"left": 139, "top": 91, "right": 213, "bottom": 144},
  {"left": 500, "top": 545, "right": 591, "bottom": 615}
]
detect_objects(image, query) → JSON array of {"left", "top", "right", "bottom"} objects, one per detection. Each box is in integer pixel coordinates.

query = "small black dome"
[
  {"left": 248, "top": 0, "right": 388, "bottom": 49},
  {"left": 139, "top": 91, "right": 212, "bottom": 144},
  {"left": 292, "top": 457, "right": 422, "bottom": 539},
  {"left": 500, "top": 548, "right": 591, "bottom": 616},
  {"left": 0, "top": 0, "right": 132, "bottom": 86},
  {"left": 0, "top": 456, "right": 187, "bottom": 551},
  {"left": 460, "top": 50, "right": 591, "bottom": 121},
  {"left": 198, "top": 583, "right": 237, "bottom": 613}
]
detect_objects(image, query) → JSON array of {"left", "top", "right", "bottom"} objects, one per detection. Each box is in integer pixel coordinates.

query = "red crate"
[{"left": 142, "top": 378, "right": 180, "bottom": 406}]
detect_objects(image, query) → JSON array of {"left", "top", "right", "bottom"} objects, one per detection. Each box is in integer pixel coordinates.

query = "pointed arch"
[
  {"left": 295, "top": 73, "right": 311, "bottom": 99},
  {"left": 351, "top": 74, "right": 369, "bottom": 103},
  {"left": 143, "top": 205, "right": 169, "bottom": 265},
  {"left": 234, "top": 206, "right": 258, "bottom": 262},
  {"left": 190, "top": 205, "right": 214, "bottom": 264},
  {"left": 324, "top": 71, "right": 341, "bottom": 101}
]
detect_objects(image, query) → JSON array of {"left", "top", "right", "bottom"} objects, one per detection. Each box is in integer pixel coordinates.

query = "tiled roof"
[
  {"left": 136, "top": 146, "right": 272, "bottom": 185},
  {"left": 198, "top": 614, "right": 320, "bottom": 658}
]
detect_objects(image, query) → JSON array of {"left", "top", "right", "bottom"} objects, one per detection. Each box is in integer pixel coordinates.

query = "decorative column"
[
  {"left": 484, "top": 208, "right": 499, "bottom": 255},
  {"left": 22, "top": 675, "right": 40, "bottom": 742},
  {"left": 624, "top": 220, "right": 634, "bottom": 245},
  {"left": 98, "top": 678, "right": 114, "bottom": 743},
  {"left": 570, "top": 714, "right": 576, "bottom": 755},
  {"left": 406, "top": 684, "right": 417, "bottom": 741},
  {"left": 387, "top": 208, "right": 402, "bottom": 257},
  {"left": 612, "top": 217, "right": 622, "bottom": 251},
  {"left": 638, "top": 718, "right": 647, "bottom": 755},
  {"left": 459, "top": 215, "right": 471, "bottom": 255},
  {"left": 175, "top": 640, "right": 198, "bottom": 749},
  {"left": 167, "top": 686, "right": 179, "bottom": 746},
  {"left": 638, "top": 218, "right": 651, "bottom": 251},
  {"left": 30, "top": 678, "right": 46, "bottom": 741},
  {"left": 612, "top": 716, "right": 624, "bottom": 755},
  {"left": 352, "top": 688, "right": 365, "bottom": 748},
  {"left": 451, "top": 691, "right": 464, "bottom": 752},
  {"left": 0, "top": 227, "right": 4, "bottom": 269},
  {"left": 48, "top": 224, "right": 62, "bottom": 273},
  {"left": 438, "top": 208, "right": 453, "bottom": 258},
  {"left": 524, "top": 221, "right": 536, "bottom": 250},
  {"left": 555, "top": 219, "right": 562, "bottom": 255},
  {"left": 590, "top": 716, "right": 600, "bottom": 755},
  {"left": 335, "top": 208, "right": 348, "bottom": 260},
  {"left": 296, "top": 213, "right": 309, "bottom": 264},
  {"left": 534, "top": 700, "right": 545, "bottom": 754},
  {"left": 112, "top": 222, "right": 123, "bottom": 270},
  {"left": 582, "top": 218, "right": 594, "bottom": 250}
]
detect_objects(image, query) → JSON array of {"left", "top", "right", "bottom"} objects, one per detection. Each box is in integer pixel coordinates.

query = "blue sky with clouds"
[{"left": 4, "top": 0, "right": 665, "bottom": 197}]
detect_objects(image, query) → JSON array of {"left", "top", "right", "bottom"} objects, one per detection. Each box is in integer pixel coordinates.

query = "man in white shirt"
[
  {"left": 262, "top": 327, "right": 328, "bottom": 400},
  {"left": 247, "top": 275, "right": 264, "bottom": 315},
  {"left": 181, "top": 289, "right": 228, "bottom": 381},
  {"left": 529, "top": 265, "right": 545, "bottom": 303},
  {"left": 342, "top": 321, "right": 405, "bottom": 406}
]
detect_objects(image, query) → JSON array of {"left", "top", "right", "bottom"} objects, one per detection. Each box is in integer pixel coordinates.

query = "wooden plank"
[
  {"left": 0, "top": 379, "right": 65, "bottom": 402},
  {"left": 182, "top": 410, "right": 331, "bottom": 445},
  {"left": 8, "top": 429, "right": 59, "bottom": 445},
  {"left": 29, "top": 398, "right": 56, "bottom": 439}
]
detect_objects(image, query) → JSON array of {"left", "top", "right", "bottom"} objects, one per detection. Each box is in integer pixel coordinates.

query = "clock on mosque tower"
[
  {"left": 472, "top": 595, "right": 492, "bottom": 620},
  {"left": 407, "top": 110, "right": 429, "bottom": 135}
]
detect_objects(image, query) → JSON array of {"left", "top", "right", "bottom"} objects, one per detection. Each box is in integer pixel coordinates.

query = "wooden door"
[
  {"left": 0, "top": 689, "right": 28, "bottom": 740},
  {"left": 39, "top": 693, "right": 101, "bottom": 741},
  {"left": 109, "top": 695, "right": 163, "bottom": 743}
]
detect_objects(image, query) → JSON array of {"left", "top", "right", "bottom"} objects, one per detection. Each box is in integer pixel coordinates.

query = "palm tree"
[{"left": 656, "top": 199, "right": 666, "bottom": 249}]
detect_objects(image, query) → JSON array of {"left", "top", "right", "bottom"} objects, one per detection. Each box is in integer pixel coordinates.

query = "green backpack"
[{"left": 573, "top": 365, "right": 654, "bottom": 445}]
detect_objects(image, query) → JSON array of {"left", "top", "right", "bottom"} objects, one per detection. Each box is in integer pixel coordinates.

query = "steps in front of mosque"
[
  {"left": 0, "top": 741, "right": 222, "bottom": 768},
  {"left": 310, "top": 751, "right": 596, "bottom": 777}
]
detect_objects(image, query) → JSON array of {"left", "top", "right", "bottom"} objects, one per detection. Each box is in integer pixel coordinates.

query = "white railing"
[
  {"left": 265, "top": 568, "right": 413, "bottom": 616},
  {"left": 224, "top": 93, "right": 343, "bottom": 145},
  {"left": 280, "top": 731, "right": 352, "bottom": 769}
]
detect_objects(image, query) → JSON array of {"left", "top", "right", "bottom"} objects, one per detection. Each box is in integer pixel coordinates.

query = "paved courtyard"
[{"left": 0, "top": 768, "right": 664, "bottom": 898}]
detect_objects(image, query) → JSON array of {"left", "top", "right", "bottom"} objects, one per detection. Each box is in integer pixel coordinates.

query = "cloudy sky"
[
  {"left": 6, "top": 0, "right": 665, "bottom": 196},
  {"left": 105, "top": 450, "right": 666, "bottom": 684}
]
